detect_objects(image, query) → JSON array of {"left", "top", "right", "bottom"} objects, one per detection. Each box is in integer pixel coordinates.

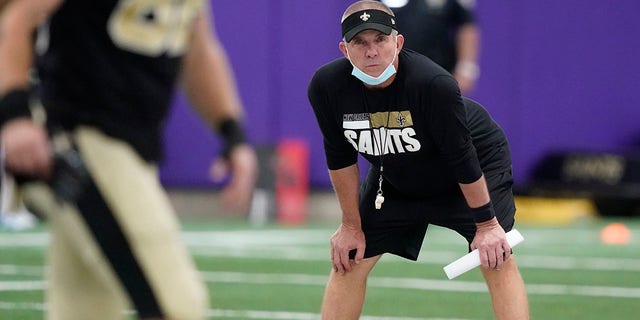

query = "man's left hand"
[{"left": 470, "top": 217, "right": 511, "bottom": 270}]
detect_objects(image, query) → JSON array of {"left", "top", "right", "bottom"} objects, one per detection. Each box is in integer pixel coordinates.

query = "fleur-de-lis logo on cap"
[{"left": 360, "top": 12, "right": 370, "bottom": 21}]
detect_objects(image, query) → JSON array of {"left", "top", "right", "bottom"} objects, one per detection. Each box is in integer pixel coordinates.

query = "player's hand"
[
  {"left": 1, "top": 118, "right": 53, "bottom": 179},
  {"left": 330, "top": 223, "right": 365, "bottom": 274},
  {"left": 210, "top": 143, "right": 257, "bottom": 214},
  {"left": 471, "top": 217, "right": 511, "bottom": 270}
]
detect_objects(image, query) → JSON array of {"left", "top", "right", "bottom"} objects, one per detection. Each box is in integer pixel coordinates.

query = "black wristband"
[
  {"left": 470, "top": 201, "right": 496, "bottom": 223},
  {"left": 0, "top": 88, "right": 31, "bottom": 127},
  {"left": 218, "top": 118, "right": 247, "bottom": 158}
]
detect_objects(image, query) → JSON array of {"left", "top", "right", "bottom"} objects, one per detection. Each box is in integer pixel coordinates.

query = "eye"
[{"left": 375, "top": 35, "right": 388, "bottom": 43}]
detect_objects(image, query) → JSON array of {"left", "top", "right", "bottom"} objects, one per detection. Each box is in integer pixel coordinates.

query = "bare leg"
[
  {"left": 321, "top": 255, "right": 381, "bottom": 320},
  {"left": 481, "top": 255, "right": 529, "bottom": 319}
]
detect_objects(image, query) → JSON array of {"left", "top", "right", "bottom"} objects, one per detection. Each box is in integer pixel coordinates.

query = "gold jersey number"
[{"left": 107, "top": 0, "right": 203, "bottom": 57}]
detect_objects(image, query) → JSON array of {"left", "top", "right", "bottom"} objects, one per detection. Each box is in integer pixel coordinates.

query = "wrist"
[
  {"left": 455, "top": 61, "right": 480, "bottom": 81},
  {"left": 341, "top": 216, "right": 361, "bottom": 230},
  {"left": 470, "top": 201, "right": 495, "bottom": 223},
  {"left": 0, "top": 88, "right": 32, "bottom": 128},
  {"left": 217, "top": 118, "right": 247, "bottom": 158}
]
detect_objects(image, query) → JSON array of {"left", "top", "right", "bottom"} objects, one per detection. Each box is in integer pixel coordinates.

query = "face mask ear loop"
[{"left": 389, "top": 34, "right": 399, "bottom": 66}]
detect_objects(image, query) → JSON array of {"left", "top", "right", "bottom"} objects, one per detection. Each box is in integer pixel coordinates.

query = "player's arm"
[
  {"left": 450, "top": 0, "right": 480, "bottom": 94},
  {"left": 452, "top": 23, "right": 479, "bottom": 93},
  {"left": 179, "top": 4, "right": 256, "bottom": 213},
  {"left": 0, "top": 0, "right": 62, "bottom": 179},
  {"left": 328, "top": 163, "right": 366, "bottom": 274},
  {"left": 428, "top": 75, "right": 508, "bottom": 269},
  {"left": 0, "top": 0, "right": 61, "bottom": 93},
  {"left": 459, "top": 173, "right": 511, "bottom": 271},
  {"left": 455, "top": 23, "right": 479, "bottom": 72},
  {"left": 452, "top": 127, "right": 509, "bottom": 270},
  {"left": 180, "top": 4, "right": 245, "bottom": 134}
]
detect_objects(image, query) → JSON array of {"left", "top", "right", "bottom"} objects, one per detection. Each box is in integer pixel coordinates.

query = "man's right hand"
[
  {"left": 1, "top": 118, "right": 52, "bottom": 179},
  {"left": 209, "top": 143, "right": 257, "bottom": 214},
  {"left": 330, "top": 222, "right": 365, "bottom": 274}
]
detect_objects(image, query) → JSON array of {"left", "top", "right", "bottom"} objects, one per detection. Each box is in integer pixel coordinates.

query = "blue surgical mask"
[{"left": 346, "top": 46, "right": 398, "bottom": 86}]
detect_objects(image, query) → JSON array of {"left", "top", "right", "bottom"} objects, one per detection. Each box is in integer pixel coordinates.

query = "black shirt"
[
  {"left": 308, "top": 49, "right": 509, "bottom": 199},
  {"left": 37, "top": 0, "right": 203, "bottom": 162}
]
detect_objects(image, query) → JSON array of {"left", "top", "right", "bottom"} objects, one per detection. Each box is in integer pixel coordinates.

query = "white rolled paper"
[{"left": 443, "top": 229, "right": 524, "bottom": 280}]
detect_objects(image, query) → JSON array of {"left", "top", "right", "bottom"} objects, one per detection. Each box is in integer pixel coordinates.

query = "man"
[
  {"left": 307, "top": 1, "right": 528, "bottom": 319},
  {"left": 0, "top": 0, "right": 257, "bottom": 319},
  {"left": 381, "top": 0, "right": 480, "bottom": 93}
]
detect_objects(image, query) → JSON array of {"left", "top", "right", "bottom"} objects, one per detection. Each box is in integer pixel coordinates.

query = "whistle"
[{"left": 375, "top": 194, "right": 385, "bottom": 209}]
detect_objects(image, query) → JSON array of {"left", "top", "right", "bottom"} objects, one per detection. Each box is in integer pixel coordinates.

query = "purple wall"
[
  {"left": 473, "top": 0, "right": 640, "bottom": 186},
  {"left": 160, "top": 0, "right": 640, "bottom": 189}
]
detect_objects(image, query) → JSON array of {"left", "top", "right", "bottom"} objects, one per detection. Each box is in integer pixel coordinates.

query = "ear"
[
  {"left": 396, "top": 34, "right": 405, "bottom": 51},
  {"left": 339, "top": 41, "right": 349, "bottom": 59}
]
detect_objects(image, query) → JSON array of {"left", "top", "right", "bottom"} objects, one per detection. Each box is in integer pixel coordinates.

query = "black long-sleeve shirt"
[{"left": 308, "top": 49, "right": 510, "bottom": 200}]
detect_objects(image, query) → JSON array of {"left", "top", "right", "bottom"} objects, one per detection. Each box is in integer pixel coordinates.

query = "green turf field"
[{"left": 1, "top": 217, "right": 639, "bottom": 319}]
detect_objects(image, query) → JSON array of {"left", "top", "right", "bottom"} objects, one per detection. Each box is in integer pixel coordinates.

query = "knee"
[
  {"left": 481, "top": 256, "right": 524, "bottom": 282},
  {"left": 328, "top": 257, "right": 380, "bottom": 284}
]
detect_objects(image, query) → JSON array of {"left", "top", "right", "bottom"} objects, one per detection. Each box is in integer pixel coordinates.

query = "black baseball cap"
[{"left": 341, "top": 9, "right": 397, "bottom": 42}]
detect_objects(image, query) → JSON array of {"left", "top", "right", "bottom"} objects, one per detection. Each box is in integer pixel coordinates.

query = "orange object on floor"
[{"left": 599, "top": 222, "right": 632, "bottom": 245}]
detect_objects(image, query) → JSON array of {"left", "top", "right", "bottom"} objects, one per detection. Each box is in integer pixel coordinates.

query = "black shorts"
[{"left": 350, "top": 169, "right": 516, "bottom": 261}]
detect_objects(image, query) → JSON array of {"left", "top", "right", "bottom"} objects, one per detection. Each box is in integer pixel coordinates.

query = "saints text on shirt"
[{"left": 342, "top": 111, "right": 421, "bottom": 156}]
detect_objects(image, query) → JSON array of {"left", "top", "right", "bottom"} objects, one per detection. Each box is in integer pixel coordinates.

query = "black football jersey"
[{"left": 37, "top": 0, "right": 204, "bottom": 162}]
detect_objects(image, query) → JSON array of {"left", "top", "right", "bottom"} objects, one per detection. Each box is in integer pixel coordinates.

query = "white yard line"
[
  {"left": 1, "top": 228, "right": 640, "bottom": 272},
  {"left": 187, "top": 247, "right": 640, "bottom": 272},
  {"left": 209, "top": 308, "right": 465, "bottom": 320},
  {"left": 0, "top": 280, "right": 45, "bottom": 291},
  {"left": 2, "top": 227, "right": 639, "bottom": 247},
  {"left": 0, "top": 302, "right": 468, "bottom": 320},
  {"left": 3, "top": 269, "right": 639, "bottom": 299},
  {"left": 198, "top": 271, "right": 640, "bottom": 299}
]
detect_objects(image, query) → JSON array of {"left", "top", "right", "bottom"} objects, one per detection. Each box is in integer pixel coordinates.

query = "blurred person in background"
[
  {"left": 0, "top": 0, "right": 38, "bottom": 232},
  {"left": 0, "top": 0, "right": 257, "bottom": 319},
  {"left": 308, "top": 1, "right": 528, "bottom": 319},
  {"left": 381, "top": 0, "right": 480, "bottom": 94}
]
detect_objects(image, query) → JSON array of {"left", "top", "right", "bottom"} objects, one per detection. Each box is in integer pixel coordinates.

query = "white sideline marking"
[
  {"left": 2, "top": 229, "right": 640, "bottom": 272},
  {"left": 0, "top": 301, "right": 45, "bottom": 311},
  {"left": 0, "top": 281, "right": 45, "bottom": 291},
  {"left": 209, "top": 308, "right": 464, "bottom": 320},
  {"left": 4, "top": 227, "right": 640, "bottom": 247},
  {"left": 3, "top": 269, "right": 640, "bottom": 299},
  {"left": 199, "top": 271, "right": 640, "bottom": 299},
  {"left": 0, "top": 302, "right": 467, "bottom": 320},
  {"left": 0, "top": 264, "right": 43, "bottom": 277},
  {"left": 188, "top": 247, "right": 640, "bottom": 272}
]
